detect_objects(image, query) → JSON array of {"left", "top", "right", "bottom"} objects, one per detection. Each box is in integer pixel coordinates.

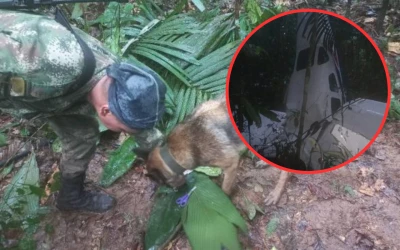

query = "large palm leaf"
[
  {"left": 90, "top": 1, "right": 284, "bottom": 133},
  {"left": 120, "top": 9, "right": 239, "bottom": 133}
]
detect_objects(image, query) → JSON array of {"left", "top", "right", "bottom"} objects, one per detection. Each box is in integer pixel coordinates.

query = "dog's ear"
[{"left": 146, "top": 147, "right": 170, "bottom": 184}]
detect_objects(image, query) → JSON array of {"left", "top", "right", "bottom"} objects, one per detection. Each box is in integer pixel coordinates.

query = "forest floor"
[
  {"left": 6, "top": 120, "right": 398, "bottom": 250},
  {"left": 1, "top": 1, "right": 400, "bottom": 250}
]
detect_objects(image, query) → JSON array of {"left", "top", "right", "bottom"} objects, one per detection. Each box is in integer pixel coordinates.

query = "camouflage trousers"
[{"left": 47, "top": 114, "right": 163, "bottom": 178}]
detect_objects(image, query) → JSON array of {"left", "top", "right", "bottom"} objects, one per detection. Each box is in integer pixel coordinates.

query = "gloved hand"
[{"left": 133, "top": 128, "right": 164, "bottom": 160}]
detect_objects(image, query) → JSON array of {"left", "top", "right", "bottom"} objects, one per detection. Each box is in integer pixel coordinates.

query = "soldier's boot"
[
  {"left": 133, "top": 128, "right": 164, "bottom": 160},
  {"left": 56, "top": 173, "right": 116, "bottom": 213}
]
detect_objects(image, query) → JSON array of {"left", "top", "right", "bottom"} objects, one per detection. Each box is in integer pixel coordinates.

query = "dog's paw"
[{"left": 264, "top": 189, "right": 283, "bottom": 206}]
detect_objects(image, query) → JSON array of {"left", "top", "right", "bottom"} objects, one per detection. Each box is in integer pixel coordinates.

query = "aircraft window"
[
  {"left": 329, "top": 73, "right": 339, "bottom": 93},
  {"left": 296, "top": 48, "right": 315, "bottom": 71},
  {"left": 331, "top": 97, "right": 341, "bottom": 114},
  {"left": 318, "top": 47, "right": 329, "bottom": 65}
]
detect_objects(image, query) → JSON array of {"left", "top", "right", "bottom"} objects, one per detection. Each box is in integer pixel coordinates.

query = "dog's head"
[{"left": 146, "top": 146, "right": 186, "bottom": 188}]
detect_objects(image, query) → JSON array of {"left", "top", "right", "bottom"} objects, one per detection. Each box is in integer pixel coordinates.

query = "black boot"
[{"left": 56, "top": 173, "right": 116, "bottom": 213}]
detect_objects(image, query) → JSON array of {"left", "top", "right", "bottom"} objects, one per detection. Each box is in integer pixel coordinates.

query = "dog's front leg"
[
  {"left": 221, "top": 159, "right": 240, "bottom": 195},
  {"left": 265, "top": 171, "right": 291, "bottom": 205}
]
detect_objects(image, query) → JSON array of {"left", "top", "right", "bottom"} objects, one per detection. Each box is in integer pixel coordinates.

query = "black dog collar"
[{"left": 159, "top": 143, "right": 186, "bottom": 175}]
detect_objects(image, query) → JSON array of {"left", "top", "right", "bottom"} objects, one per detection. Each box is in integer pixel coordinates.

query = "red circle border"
[{"left": 225, "top": 8, "right": 391, "bottom": 174}]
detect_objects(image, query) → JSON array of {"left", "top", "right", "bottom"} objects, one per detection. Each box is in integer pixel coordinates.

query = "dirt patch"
[
  {"left": 0, "top": 117, "right": 395, "bottom": 250},
  {"left": 155, "top": 122, "right": 400, "bottom": 250}
]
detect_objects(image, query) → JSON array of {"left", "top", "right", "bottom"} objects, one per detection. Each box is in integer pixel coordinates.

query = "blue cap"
[{"left": 106, "top": 62, "right": 166, "bottom": 130}]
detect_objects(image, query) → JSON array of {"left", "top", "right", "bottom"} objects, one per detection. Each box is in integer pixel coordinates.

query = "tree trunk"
[
  {"left": 345, "top": 0, "right": 352, "bottom": 17},
  {"left": 234, "top": 0, "right": 242, "bottom": 20},
  {"left": 234, "top": 0, "right": 242, "bottom": 39},
  {"left": 376, "top": 0, "right": 390, "bottom": 34}
]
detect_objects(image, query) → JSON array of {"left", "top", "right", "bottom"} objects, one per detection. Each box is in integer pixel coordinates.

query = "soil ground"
[{"left": 24, "top": 121, "right": 400, "bottom": 250}]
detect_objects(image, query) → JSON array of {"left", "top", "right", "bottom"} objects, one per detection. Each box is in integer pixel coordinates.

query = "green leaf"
[
  {"left": 17, "top": 188, "right": 25, "bottom": 195},
  {"left": 243, "top": 196, "right": 264, "bottom": 221},
  {"left": 186, "top": 172, "right": 248, "bottom": 232},
  {"left": 28, "top": 185, "right": 46, "bottom": 198},
  {"left": 20, "top": 128, "right": 30, "bottom": 137},
  {"left": 245, "top": 0, "right": 263, "bottom": 24},
  {"left": 99, "top": 136, "right": 138, "bottom": 187},
  {"left": 184, "top": 200, "right": 241, "bottom": 250},
  {"left": 192, "top": 70, "right": 227, "bottom": 88},
  {"left": 178, "top": 88, "right": 191, "bottom": 122},
  {"left": 139, "top": 19, "right": 161, "bottom": 36},
  {"left": 18, "top": 235, "right": 36, "bottom": 250},
  {"left": 185, "top": 87, "right": 197, "bottom": 118},
  {"left": 71, "top": 3, "right": 84, "bottom": 20},
  {"left": 138, "top": 43, "right": 201, "bottom": 65},
  {"left": 170, "top": 0, "right": 187, "bottom": 16},
  {"left": 52, "top": 137, "right": 62, "bottom": 153},
  {"left": 0, "top": 153, "right": 40, "bottom": 222},
  {"left": 244, "top": 198, "right": 256, "bottom": 220},
  {"left": 128, "top": 11, "right": 239, "bottom": 133},
  {"left": 145, "top": 185, "right": 189, "bottom": 250},
  {"left": 344, "top": 185, "right": 355, "bottom": 197},
  {"left": 182, "top": 172, "right": 247, "bottom": 250},
  {"left": 133, "top": 47, "right": 192, "bottom": 86},
  {"left": 0, "top": 163, "right": 13, "bottom": 181},
  {"left": 266, "top": 217, "right": 279, "bottom": 236},
  {"left": 0, "top": 132, "right": 7, "bottom": 147},
  {"left": 389, "top": 98, "right": 400, "bottom": 120},
  {"left": 49, "top": 172, "right": 61, "bottom": 193},
  {"left": 191, "top": 0, "right": 206, "bottom": 12},
  {"left": 167, "top": 86, "right": 186, "bottom": 133},
  {"left": 140, "top": 38, "right": 195, "bottom": 53},
  {"left": 194, "top": 166, "right": 222, "bottom": 177}
]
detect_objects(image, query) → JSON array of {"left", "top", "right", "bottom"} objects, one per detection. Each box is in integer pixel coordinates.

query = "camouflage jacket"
[{"left": 0, "top": 10, "right": 119, "bottom": 120}]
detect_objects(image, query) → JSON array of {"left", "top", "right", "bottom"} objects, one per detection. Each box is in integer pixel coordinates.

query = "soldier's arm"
[{"left": 0, "top": 11, "right": 85, "bottom": 100}]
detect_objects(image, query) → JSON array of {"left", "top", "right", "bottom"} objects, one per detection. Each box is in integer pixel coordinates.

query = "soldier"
[{"left": 0, "top": 10, "right": 166, "bottom": 212}]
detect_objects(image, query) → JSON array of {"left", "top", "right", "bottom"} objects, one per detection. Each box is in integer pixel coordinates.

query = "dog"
[
  {"left": 255, "top": 160, "right": 292, "bottom": 205},
  {"left": 146, "top": 95, "right": 291, "bottom": 204}
]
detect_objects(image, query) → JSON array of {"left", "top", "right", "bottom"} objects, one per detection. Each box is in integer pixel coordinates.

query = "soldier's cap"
[{"left": 106, "top": 62, "right": 167, "bottom": 130}]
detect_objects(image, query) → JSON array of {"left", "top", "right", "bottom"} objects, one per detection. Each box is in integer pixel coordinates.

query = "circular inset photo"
[{"left": 227, "top": 9, "right": 390, "bottom": 173}]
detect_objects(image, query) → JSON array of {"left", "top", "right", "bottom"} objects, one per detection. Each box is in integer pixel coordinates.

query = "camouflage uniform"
[{"left": 0, "top": 10, "right": 162, "bottom": 178}]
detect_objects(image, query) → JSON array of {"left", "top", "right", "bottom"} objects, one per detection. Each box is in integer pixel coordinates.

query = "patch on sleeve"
[{"left": 9, "top": 76, "right": 26, "bottom": 96}]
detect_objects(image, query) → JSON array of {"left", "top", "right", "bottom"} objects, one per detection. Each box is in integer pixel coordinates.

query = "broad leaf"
[
  {"left": 266, "top": 217, "right": 279, "bottom": 236},
  {"left": 99, "top": 136, "right": 138, "bottom": 187},
  {"left": 0, "top": 153, "right": 39, "bottom": 222},
  {"left": 71, "top": 3, "right": 85, "bottom": 20},
  {"left": 0, "top": 132, "right": 7, "bottom": 147},
  {"left": 191, "top": 0, "right": 206, "bottom": 12},
  {"left": 182, "top": 172, "right": 247, "bottom": 250},
  {"left": 186, "top": 172, "right": 247, "bottom": 232},
  {"left": 145, "top": 185, "right": 190, "bottom": 250},
  {"left": 194, "top": 166, "right": 222, "bottom": 177},
  {"left": 0, "top": 163, "right": 14, "bottom": 181},
  {"left": 52, "top": 137, "right": 62, "bottom": 153}
]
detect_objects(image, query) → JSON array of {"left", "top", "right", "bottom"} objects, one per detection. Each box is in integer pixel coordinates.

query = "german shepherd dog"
[{"left": 146, "top": 95, "right": 291, "bottom": 204}]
